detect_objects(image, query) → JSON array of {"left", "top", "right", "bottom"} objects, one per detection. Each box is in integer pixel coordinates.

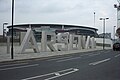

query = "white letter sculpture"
[
  {"left": 19, "top": 28, "right": 39, "bottom": 53},
  {"left": 85, "top": 36, "right": 90, "bottom": 49},
  {"left": 68, "top": 34, "right": 73, "bottom": 50},
  {"left": 47, "top": 32, "right": 57, "bottom": 52},
  {"left": 57, "top": 32, "right": 69, "bottom": 51},
  {"left": 41, "top": 30, "right": 57, "bottom": 52},
  {"left": 85, "top": 36, "right": 96, "bottom": 49},
  {"left": 78, "top": 35, "right": 82, "bottom": 50}
]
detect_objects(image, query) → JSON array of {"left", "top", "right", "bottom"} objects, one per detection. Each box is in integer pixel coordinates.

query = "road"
[{"left": 0, "top": 49, "right": 120, "bottom": 80}]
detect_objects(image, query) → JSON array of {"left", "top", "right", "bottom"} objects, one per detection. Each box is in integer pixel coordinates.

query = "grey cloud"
[
  {"left": 15, "top": 0, "right": 83, "bottom": 14},
  {"left": 0, "top": 0, "right": 11, "bottom": 13},
  {"left": 0, "top": 0, "right": 117, "bottom": 36}
]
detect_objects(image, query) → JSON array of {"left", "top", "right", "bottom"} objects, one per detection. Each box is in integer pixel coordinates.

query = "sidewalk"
[{"left": 0, "top": 46, "right": 109, "bottom": 63}]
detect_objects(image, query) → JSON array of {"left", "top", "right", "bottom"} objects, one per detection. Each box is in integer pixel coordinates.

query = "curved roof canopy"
[{"left": 7, "top": 23, "right": 98, "bottom": 31}]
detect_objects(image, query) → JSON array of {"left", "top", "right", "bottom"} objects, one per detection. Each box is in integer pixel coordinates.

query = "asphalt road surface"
[{"left": 0, "top": 49, "right": 120, "bottom": 80}]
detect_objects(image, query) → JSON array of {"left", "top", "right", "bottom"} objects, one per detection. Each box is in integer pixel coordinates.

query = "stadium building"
[{"left": 7, "top": 24, "right": 98, "bottom": 43}]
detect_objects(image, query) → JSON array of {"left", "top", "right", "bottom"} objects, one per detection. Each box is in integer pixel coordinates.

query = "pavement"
[{"left": 0, "top": 45, "right": 111, "bottom": 62}]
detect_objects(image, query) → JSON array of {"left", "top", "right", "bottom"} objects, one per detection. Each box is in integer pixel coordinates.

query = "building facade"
[
  {"left": 7, "top": 24, "right": 98, "bottom": 43},
  {"left": 98, "top": 33, "right": 111, "bottom": 39}
]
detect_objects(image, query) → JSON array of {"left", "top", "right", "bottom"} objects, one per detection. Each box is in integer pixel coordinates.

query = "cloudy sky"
[{"left": 0, "top": 0, "right": 118, "bottom": 38}]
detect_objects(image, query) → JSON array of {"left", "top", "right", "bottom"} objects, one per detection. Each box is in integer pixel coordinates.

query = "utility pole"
[
  {"left": 100, "top": 18, "right": 109, "bottom": 50},
  {"left": 11, "top": 0, "right": 14, "bottom": 59}
]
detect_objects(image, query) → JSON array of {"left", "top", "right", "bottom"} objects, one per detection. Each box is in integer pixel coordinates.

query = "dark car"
[{"left": 113, "top": 43, "right": 120, "bottom": 51}]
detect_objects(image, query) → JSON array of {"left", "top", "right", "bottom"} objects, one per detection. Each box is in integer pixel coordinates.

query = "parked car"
[{"left": 113, "top": 43, "right": 120, "bottom": 51}]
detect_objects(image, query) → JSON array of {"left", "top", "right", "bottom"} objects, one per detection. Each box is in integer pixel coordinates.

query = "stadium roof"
[{"left": 7, "top": 23, "right": 98, "bottom": 31}]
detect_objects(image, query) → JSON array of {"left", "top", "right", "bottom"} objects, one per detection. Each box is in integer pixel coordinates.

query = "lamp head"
[
  {"left": 106, "top": 18, "right": 109, "bottom": 20},
  {"left": 3, "top": 23, "right": 8, "bottom": 25},
  {"left": 100, "top": 18, "right": 103, "bottom": 20},
  {"left": 114, "top": 4, "right": 117, "bottom": 8}
]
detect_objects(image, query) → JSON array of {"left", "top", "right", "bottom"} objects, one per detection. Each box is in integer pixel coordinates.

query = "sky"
[{"left": 0, "top": 0, "right": 118, "bottom": 38}]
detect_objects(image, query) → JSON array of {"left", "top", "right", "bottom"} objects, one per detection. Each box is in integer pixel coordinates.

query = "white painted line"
[
  {"left": 54, "top": 72, "right": 60, "bottom": 76},
  {"left": 88, "top": 53, "right": 100, "bottom": 57},
  {"left": 44, "top": 68, "right": 79, "bottom": 80},
  {"left": 115, "top": 54, "right": 120, "bottom": 57},
  {"left": 22, "top": 68, "right": 73, "bottom": 80},
  {"left": 80, "top": 52, "right": 100, "bottom": 57},
  {"left": 89, "top": 58, "right": 111, "bottom": 66},
  {"left": 80, "top": 53, "right": 93, "bottom": 56},
  {"left": 22, "top": 68, "right": 78, "bottom": 80},
  {"left": 47, "top": 56, "right": 72, "bottom": 61},
  {"left": 0, "top": 63, "right": 28, "bottom": 68},
  {"left": 0, "top": 64, "right": 39, "bottom": 71},
  {"left": 56, "top": 57, "right": 81, "bottom": 62}
]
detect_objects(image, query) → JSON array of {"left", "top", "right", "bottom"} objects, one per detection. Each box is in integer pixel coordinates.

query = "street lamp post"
[
  {"left": 11, "top": 0, "right": 14, "bottom": 59},
  {"left": 94, "top": 12, "right": 95, "bottom": 27},
  {"left": 114, "top": 26, "right": 116, "bottom": 42},
  {"left": 3, "top": 23, "right": 8, "bottom": 39},
  {"left": 114, "top": 3, "right": 120, "bottom": 28},
  {"left": 100, "top": 18, "right": 109, "bottom": 50}
]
